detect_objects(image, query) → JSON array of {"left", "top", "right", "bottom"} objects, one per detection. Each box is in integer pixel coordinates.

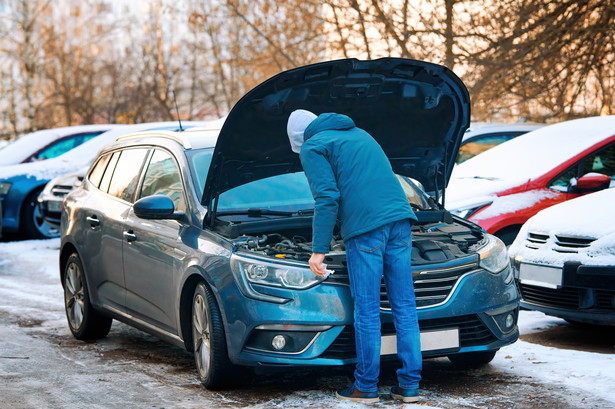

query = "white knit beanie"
[{"left": 287, "top": 109, "right": 317, "bottom": 153}]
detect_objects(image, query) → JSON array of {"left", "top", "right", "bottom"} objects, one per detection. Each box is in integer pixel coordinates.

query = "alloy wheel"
[
  {"left": 193, "top": 293, "right": 211, "bottom": 378},
  {"left": 64, "top": 262, "right": 85, "bottom": 330}
]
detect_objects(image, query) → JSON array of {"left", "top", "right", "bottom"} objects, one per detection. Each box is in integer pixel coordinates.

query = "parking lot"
[{"left": 0, "top": 238, "right": 613, "bottom": 408}]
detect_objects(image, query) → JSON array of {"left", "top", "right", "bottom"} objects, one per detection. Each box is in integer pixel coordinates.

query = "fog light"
[
  {"left": 272, "top": 335, "right": 286, "bottom": 351},
  {"left": 505, "top": 313, "right": 514, "bottom": 329}
]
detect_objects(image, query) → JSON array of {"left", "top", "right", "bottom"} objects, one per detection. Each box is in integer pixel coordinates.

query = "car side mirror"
[
  {"left": 133, "top": 195, "right": 184, "bottom": 220},
  {"left": 570, "top": 173, "right": 611, "bottom": 193}
]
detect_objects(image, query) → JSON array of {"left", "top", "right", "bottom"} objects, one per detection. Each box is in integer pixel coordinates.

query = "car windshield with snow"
[
  {"left": 60, "top": 58, "right": 519, "bottom": 389},
  {"left": 447, "top": 116, "right": 615, "bottom": 244},
  {"left": 509, "top": 187, "right": 615, "bottom": 326}
]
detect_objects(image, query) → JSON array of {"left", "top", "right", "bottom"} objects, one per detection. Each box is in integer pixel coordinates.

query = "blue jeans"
[{"left": 345, "top": 219, "right": 422, "bottom": 392}]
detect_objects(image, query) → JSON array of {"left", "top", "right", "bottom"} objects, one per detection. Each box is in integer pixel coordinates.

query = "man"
[{"left": 287, "top": 109, "right": 422, "bottom": 403}]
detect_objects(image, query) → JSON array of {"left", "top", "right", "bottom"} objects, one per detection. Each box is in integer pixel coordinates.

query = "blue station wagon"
[{"left": 60, "top": 58, "right": 519, "bottom": 389}]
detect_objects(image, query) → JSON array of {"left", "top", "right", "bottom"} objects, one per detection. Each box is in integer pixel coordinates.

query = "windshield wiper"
[{"left": 217, "top": 208, "right": 314, "bottom": 217}]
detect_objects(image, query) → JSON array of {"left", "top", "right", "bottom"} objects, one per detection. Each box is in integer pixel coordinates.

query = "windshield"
[
  {"left": 187, "top": 149, "right": 432, "bottom": 212},
  {"left": 214, "top": 172, "right": 432, "bottom": 213}
]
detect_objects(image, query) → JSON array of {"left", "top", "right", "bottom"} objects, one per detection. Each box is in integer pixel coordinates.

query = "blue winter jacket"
[{"left": 300, "top": 113, "right": 417, "bottom": 254}]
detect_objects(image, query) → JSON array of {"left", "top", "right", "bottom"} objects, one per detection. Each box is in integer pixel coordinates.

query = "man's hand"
[{"left": 309, "top": 253, "right": 327, "bottom": 276}]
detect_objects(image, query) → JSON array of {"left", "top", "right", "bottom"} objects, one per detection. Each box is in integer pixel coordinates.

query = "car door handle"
[
  {"left": 86, "top": 216, "right": 100, "bottom": 227},
  {"left": 123, "top": 230, "right": 137, "bottom": 242}
]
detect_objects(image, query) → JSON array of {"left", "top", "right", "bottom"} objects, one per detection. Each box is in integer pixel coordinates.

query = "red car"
[{"left": 447, "top": 116, "right": 615, "bottom": 244}]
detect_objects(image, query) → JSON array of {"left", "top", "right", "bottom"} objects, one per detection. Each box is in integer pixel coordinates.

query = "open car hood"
[{"left": 202, "top": 58, "right": 470, "bottom": 206}]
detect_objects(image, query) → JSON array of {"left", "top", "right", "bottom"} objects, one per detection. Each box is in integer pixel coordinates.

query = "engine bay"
[{"left": 230, "top": 217, "right": 484, "bottom": 265}]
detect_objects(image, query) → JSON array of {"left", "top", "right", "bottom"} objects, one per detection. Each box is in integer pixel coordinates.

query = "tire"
[
  {"left": 448, "top": 350, "right": 497, "bottom": 369},
  {"left": 63, "top": 253, "right": 112, "bottom": 340},
  {"left": 21, "top": 188, "right": 60, "bottom": 239},
  {"left": 192, "top": 282, "right": 232, "bottom": 389},
  {"left": 494, "top": 226, "right": 521, "bottom": 246}
]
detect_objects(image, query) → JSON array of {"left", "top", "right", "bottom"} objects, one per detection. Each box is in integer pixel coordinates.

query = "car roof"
[
  {"left": 461, "top": 122, "right": 544, "bottom": 142},
  {"left": 114, "top": 129, "right": 220, "bottom": 151},
  {"left": 453, "top": 115, "right": 615, "bottom": 181}
]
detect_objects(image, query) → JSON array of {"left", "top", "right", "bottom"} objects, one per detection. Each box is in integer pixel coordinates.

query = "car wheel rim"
[
  {"left": 33, "top": 203, "right": 59, "bottom": 238},
  {"left": 64, "top": 262, "right": 85, "bottom": 330},
  {"left": 193, "top": 293, "right": 211, "bottom": 378}
]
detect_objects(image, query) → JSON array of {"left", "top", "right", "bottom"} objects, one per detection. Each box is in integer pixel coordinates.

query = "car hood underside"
[{"left": 202, "top": 58, "right": 470, "bottom": 205}]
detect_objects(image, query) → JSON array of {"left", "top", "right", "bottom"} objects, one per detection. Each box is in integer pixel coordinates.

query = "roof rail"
[{"left": 116, "top": 131, "right": 192, "bottom": 149}]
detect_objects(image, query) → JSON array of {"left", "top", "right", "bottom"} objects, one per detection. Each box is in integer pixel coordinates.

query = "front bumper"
[
  {"left": 219, "top": 263, "right": 520, "bottom": 367},
  {"left": 517, "top": 263, "right": 615, "bottom": 326}
]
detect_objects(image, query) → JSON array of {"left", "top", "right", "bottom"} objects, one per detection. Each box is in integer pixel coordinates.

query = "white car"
[
  {"left": 457, "top": 122, "right": 544, "bottom": 164},
  {"left": 509, "top": 187, "right": 615, "bottom": 326},
  {"left": 0, "top": 125, "right": 117, "bottom": 166}
]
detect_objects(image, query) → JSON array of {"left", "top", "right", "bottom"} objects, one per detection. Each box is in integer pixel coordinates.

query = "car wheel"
[
  {"left": 21, "top": 188, "right": 60, "bottom": 239},
  {"left": 63, "top": 253, "right": 112, "bottom": 340},
  {"left": 192, "top": 282, "right": 231, "bottom": 389},
  {"left": 448, "top": 350, "right": 497, "bottom": 368}
]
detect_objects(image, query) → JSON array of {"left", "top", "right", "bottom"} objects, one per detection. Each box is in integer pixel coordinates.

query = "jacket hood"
[
  {"left": 202, "top": 58, "right": 470, "bottom": 205},
  {"left": 304, "top": 113, "right": 355, "bottom": 141}
]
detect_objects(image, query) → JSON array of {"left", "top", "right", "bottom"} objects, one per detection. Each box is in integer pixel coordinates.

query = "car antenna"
[{"left": 172, "top": 89, "right": 184, "bottom": 132}]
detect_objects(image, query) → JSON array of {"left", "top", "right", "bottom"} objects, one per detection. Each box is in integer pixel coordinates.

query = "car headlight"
[
  {"left": 231, "top": 255, "right": 322, "bottom": 290},
  {"left": 450, "top": 202, "right": 492, "bottom": 219},
  {"left": 0, "top": 181, "right": 12, "bottom": 195},
  {"left": 473, "top": 234, "right": 509, "bottom": 274}
]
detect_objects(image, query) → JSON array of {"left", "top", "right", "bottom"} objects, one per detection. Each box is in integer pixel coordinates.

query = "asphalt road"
[{"left": 0, "top": 239, "right": 613, "bottom": 408}]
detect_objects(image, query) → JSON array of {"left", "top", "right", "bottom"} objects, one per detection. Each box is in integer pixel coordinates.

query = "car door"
[
  {"left": 548, "top": 142, "right": 615, "bottom": 199},
  {"left": 80, "top": 148, "right": 150, "bottom": 312},
  {"left": 122, "top": 148, "right": 190, "bottom": 334}
]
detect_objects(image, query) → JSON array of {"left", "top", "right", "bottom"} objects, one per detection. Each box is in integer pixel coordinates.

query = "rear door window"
[
  {"left": 88, "top": 154, "right": 111, "bottom": 188},
  {"left": 106, "top": 149, "right": 150, "bottom": 202}
]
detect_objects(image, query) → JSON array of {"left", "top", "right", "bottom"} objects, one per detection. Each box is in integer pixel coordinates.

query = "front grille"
[
  {"left": 519, "top": 283, "right": 579, "bottom": 309},
  {"left": 596, "top": 290, "right": 615, "bottom": 311},
  {"left": 320, "top": 314, "right": 495, "bottom": 359},
  {"left": 327, "top": 262, "right": 478, "bottom": 309},
  {"left": 51, "top": 185, "right": 72, "bottom": 197},
  {"left": 526, "top": 232, "right": 549, "bottom": 249},
  {"left": 553, "top": 235, "right": 596, "bottom": 253}
]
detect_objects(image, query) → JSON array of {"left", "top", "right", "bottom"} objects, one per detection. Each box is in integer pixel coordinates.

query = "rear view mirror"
[
  {"left": 133, "top": 195, "right": 184, "bottom": 220},
  {"left": 571, "top": 173, "right": 611, "bottom": 193}
]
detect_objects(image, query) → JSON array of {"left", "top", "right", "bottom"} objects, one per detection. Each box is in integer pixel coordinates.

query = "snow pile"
[
  {"left": 472, "top": 189, "right": 560, "bottom": 221},
  {"left": 509, "top": 188, "right": 615, "bottom": 266}
]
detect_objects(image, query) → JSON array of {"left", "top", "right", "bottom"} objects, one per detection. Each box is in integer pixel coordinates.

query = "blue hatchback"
[{"left": 60, "top": 58, "right": 519, "bottom": 389}]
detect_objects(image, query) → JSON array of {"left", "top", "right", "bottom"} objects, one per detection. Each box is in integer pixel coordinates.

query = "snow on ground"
[{"left": 499, "top": 311, "right": 615, "bottom": 403}]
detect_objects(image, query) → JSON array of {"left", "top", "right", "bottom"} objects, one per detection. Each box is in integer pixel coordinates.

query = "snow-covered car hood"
[
  {"left": 509, "top": 187, "right": 615, "bottom": 267},
  {"left": 202, "top": 58, "right": 470, "bottom": 205},
  {"left": 0, "top": 124, "right": 118, "bottom": 167},
  {"left": 445, "top": 174, "right": 528, "bottom": 211}
]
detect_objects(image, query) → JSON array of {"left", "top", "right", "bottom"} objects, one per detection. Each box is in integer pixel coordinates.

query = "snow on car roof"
[
  {"left": 453, "top": 116, "right": 615, "bottom": 181},
  {"left": 0, "top": 124, "right": 118, "bottom": 166}
]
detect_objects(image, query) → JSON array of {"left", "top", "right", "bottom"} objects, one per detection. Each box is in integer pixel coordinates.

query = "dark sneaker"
[
  {"left": 335, "top": 384, "right": 379, "bottom": 403},
  {"left": 391, "top": 385, "right": 420, "bottom": 403}
]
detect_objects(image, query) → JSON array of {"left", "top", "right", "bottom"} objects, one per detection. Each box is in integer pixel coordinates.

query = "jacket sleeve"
[{"left": 300, "top": 144, "right": 339, "bottom": 254}]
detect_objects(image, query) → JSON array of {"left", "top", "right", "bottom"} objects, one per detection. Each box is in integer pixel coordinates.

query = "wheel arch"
[
  {"left": 59, "top": 241, "right": 79, "bottom": 287},
  {"left": 178, "top": 267, "right": 226, "bottom": 353}
]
